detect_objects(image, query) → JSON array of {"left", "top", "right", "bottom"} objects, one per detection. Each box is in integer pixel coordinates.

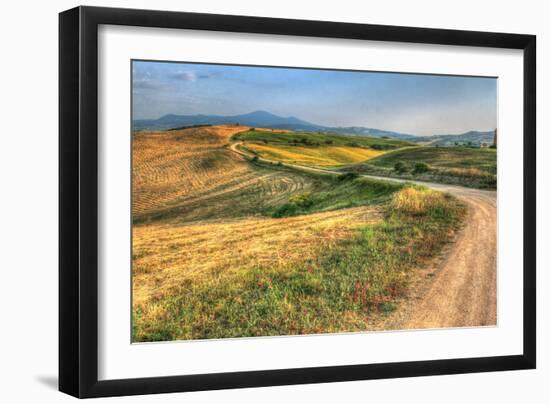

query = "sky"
[{"left": 132, "top": 60, "right": 497, "bottom": 136}]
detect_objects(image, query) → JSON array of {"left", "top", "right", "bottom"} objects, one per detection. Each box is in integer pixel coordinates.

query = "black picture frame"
[{"left": 59, "top": 6, "right": 536, "bottom": 398}]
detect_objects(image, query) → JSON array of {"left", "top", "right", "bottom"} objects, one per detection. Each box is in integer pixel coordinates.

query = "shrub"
[
  {"left": 394, "top": 161, "right": 407, "bottom": 173},
  {"left": 272, "top": 192, "right": 315, "bottom": 218},
  {"left": 338, "top": 172, "right": 359, "bottom": 182},
  {"left": 371, "top": 144, "right": 391, "bottom": 151},
  {"left": 412, "top": 162, "right": 429, "bottom": 174},
  {"left": 251, "top": 156, "right": 259, "bottom": 162},
  {"left": 289, "top": 192, "right": 314, "bottom": 208},
  {"left": 272, "top": 203, "right": 300, "bottom": 218}
]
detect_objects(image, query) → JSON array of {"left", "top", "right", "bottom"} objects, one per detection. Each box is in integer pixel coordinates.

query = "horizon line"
[{"left": 132, "top": 109, "right": 496, "bottom": 137}]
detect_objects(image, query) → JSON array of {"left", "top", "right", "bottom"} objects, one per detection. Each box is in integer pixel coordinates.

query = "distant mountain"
[
  {"left": 412, "top": 131, "right": 495, "bottom": 147},
  {"left": 133, "top": 110, "right": 493, "bottom": 146},
  {"left": 133, "top": 110, "right": 321, "bottom": 132}
]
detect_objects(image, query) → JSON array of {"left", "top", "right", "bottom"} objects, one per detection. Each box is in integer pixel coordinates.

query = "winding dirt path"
[
  {"left": 230, "top": 142, "right": 497, "bottom": 329},
  {"left": 390, "top": 183, "right": 497, "bottom": 329}
]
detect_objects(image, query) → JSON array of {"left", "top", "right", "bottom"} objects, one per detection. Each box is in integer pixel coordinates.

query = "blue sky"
[{"left": 132, "top": 60, "right": 497, "bottom": 136}]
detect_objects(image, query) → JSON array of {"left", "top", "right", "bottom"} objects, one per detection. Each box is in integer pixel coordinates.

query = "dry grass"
[
  {"left": 132, "top": 125, "right": 318, "bottom": 223},
  {"left": 132, "top": 125, "right": 465, "bottom": 341},
  {"left": 388, "top": 186, "right": 450, "bottom": 216},
  {"left": 133, "top": 206, "right": 382, "bottom": 309},
  {"left": 244, "top": 143, "right": 383, "bottom": 167},
  {"left": 445, "top": 167, "right": 484, "bottom": 177},
  {"left": 132, "top": 124, "right": 384, "bottom": 310},
  {"left": 132, "top": 125, "right": 248, "bottom": 218}
]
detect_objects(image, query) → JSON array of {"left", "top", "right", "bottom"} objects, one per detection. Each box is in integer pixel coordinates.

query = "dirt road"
[
  {"left": 230, "top": 142, "right": 497, "bottom": 329},
  {"left": 389, "top": 182, "right": 496, "bottom": 329}
]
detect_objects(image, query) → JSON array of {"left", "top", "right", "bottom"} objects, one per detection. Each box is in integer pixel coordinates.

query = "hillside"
[
  {"left": 340, "top": 146, "right": 497, "bottom": 189},
  {"left": 412, "top": 130, "right": 495, "bottom": 146},
  {"left": 232, "top": 129, "right": 411, "bottom": 167},
  {"left": 132, "top": 125, "right": 465, "bottom": 341},
  {"left": 233, "top": 129, "right": 412, "bottom": 149}
]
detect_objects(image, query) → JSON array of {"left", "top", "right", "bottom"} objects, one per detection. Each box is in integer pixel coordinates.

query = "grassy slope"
[
  {"left": 242, "top": 143, "right": 383, "bottom": 167},
  {"left": 233, "top": 129, "right": 412, "bottom": 149},
  {"left": 132, "top": 125, "right": 465, "bottom": 342},
  {"left": 341, "top": 146, "right": 497, "bottom": 189},
  {"left": 134, "top": 185, "right": 465, "bottom": 341}
]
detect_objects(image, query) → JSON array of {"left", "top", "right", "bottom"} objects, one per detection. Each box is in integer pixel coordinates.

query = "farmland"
[
  {"left": 241, "top": 143, "right": 383, "bottom": 167},
  {"left": 340, "top": 146, "right": 497, "bottom": 189},
  {"left": 231, "top": 129, "right": 496, "bottom": 189},
  {"left": 132, "top": 125, "right": 467, "bottom": 341},
  {"left": 232, "top": 128, "right": 407, "bottom": 167}
]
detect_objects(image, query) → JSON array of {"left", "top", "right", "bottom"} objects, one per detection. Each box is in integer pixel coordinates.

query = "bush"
[
  {"left": 394, "top": 161, "right": 407, "bottom": 174},
  {"left": 412, "top": 162, "right": 429, "bottom": 174},
  {"left": 251, "top": 156, "right": 259, "bottom": 162},
  {"left": 272, "top": 192, "right": 314, "bottom": 218},
  {"left": 289, "top": 192, "right": 314, "bottom": 208},
  {"left": 272, "top": 203, "right": 300, "bottom": 218},
  {"left": 338, "top": 172, "right": 359, "bottom": 182},
  {"left": 371, "top": 144, "right": 391, "bottom": 151}
]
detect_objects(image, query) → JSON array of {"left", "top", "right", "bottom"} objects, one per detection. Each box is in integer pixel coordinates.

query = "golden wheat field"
[
  {"left": 132, "top": 125, "right": 384, "bottom": 326},
  {"left": 243, "top": 143, "right": 383, "bottom": 167}
]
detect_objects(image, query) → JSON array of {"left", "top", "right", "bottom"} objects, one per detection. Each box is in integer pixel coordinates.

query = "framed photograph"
[{"left": 59, "top": 6, "right": 536, "bottom": 398}]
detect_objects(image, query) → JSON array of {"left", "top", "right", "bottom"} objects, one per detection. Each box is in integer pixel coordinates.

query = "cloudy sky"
[{"left": 132, "top": 60, "right": 497, "bottom": 136}]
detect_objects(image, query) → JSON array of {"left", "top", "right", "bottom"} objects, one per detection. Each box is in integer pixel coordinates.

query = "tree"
[
  {"left": 412, "top": 162, "right": 429, "bottom": 175},
  {"left": 394, "top": 161, "right": 407, "bottom": 174}
]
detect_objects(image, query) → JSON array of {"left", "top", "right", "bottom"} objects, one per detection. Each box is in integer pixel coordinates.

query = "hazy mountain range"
[{"left": 133, "top": 110, "right": 494, "bottom": 146}]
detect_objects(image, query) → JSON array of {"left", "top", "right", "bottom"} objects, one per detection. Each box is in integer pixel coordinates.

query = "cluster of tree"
[
  {"left": 371, "top": 144, "right": 394, "bottom": 151},
  {"left": 453, "top": 141, "right": 483, "bottom": 148},
  {"left": 290, "top": 138, "right": 321, "bottom": 147},
  {"left": 166, "top": 123, "right": 212, "bottom": 131},
  {"left": 394, "top": 161, "right": 430, "bottom": 175}
]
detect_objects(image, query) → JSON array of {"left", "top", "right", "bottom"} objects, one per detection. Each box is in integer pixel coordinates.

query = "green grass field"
[
  {"left": 340, "top": 146, "right": 497, "bottom": 189},
  {"left": 233, "top": 129, "right": 413, "bottom": 149}
]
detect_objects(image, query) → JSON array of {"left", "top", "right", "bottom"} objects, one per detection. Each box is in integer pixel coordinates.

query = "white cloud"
[{"left": 170, "top": 70, "right": 198, "bottom": 82}]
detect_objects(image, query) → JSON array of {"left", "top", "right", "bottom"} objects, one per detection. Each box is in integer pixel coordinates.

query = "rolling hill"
[
  {"left": 132, "top": 124, "right": 466, "bottom": 341},
  {"left": 413, "top": 131, "right": 495, "bottom": 147},
  {"left": 133, "top": 110, "right": 495, "bottom": 146},
  {"left": 233, "top": 128, "right": 410, "bottom": 167},
  {"left": 339, "top": 146, "right": 497, "bottom": 189}
]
